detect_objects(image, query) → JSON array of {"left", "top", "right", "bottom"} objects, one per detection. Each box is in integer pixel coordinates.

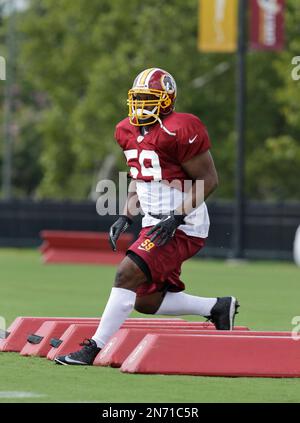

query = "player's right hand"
[{"left": 109, "top": 216, "right": 132, "bottom": 251}]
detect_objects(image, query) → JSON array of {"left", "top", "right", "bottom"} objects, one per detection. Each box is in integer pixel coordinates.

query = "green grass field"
[{"left": 0, "top": 249, "right": 300, "bottom": 403}]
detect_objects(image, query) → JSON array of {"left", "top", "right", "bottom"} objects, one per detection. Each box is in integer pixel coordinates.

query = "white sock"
[
  {"left": 155, "top": 291, "right": 217, "bottom": 317},
  {"left": 92, "top": 287, "right": 136, "bottom": 348}
]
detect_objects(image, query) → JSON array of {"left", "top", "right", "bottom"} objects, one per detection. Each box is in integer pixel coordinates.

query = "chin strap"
[
  {"left": 134, "top": 107, "right": 176, "bottom": 137},
  {"left": 136, "top": 107, "right": 158, "bottom": 117},
  {"left": 156, "top": 116, "right": 176, "bottom": 136}
]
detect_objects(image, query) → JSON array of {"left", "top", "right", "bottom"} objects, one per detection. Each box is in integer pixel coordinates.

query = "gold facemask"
[{"left": 127, "top": 89, "right": 172, "bottom": 126}]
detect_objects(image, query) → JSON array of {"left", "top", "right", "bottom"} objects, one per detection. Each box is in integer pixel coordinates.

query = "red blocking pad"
[
  {"left": 40, "top": 230, "right": 133, "bottom": 253},
  {"left": 113, "top": 322, "right": 249, "bottom": 331},
  {"left": 46, "top": 321, "right": 246, "bottom": 360},
  {"left": 47, "top": 324, "right": 99, "bottom": 360},
  {"left": 121, "top": 334, "right": 300, "bottom": 378},
  {"left": 40, "top": 230, "right": 134, "bottom": 265},
  {"left": 20, "top": 320, "right": 93, "bottom": 357},
  {"left": 0, "top": 317, "right": 103, "bottom": 352},
  {"left": 0, "top": 316, "right": 183, "bottom": 353},
  {"left": 94, "top": 328, "right": 292, "bottom": 368},
  {"left": 19, "top": 318, "right": 184, "bottom": 357}
]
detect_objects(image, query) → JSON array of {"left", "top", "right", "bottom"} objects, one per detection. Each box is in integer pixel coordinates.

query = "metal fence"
[{"left": 0, "top": 200, "right": 299, "bottom": 260}]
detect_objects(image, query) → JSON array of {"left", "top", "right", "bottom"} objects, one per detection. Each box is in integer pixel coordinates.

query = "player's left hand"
[{"left": 146, "top": 212, "right": 186, "bottom": 246}]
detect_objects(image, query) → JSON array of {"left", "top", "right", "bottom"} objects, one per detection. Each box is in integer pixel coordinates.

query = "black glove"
[
  {"left": 109, "top": 216, "right": 132, "bottom": 251},
  {"left": 146, "top": 212, "right": 186, "bottom": 247}
]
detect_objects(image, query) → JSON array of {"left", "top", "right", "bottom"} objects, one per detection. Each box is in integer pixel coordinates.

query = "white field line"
[{"left": 0, "top": 391, "right": 45, "bottom": 399}]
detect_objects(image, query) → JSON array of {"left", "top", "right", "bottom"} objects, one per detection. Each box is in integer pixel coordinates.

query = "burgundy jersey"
[
  {"left": 114, "top": 112, "right": 211, "bottom": 238},
  {"left": 115, "top": 112, "right": 211, "bottom": 182}
]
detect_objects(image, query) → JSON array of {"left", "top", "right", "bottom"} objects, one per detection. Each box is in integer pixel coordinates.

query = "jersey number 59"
[{"left": 124, "top": 149, "right": 162, "bottom": 180}]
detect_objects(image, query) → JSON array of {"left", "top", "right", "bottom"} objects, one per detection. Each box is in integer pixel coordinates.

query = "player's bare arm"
[
  {"left": 109, "top": 180, "right": 139, "bottom": 251},
  {"left": 123, "top": 180, "right": 140, "bottom": 220},
  {"left": 147, "top": 151, "right": 218, "bottom": 246},
  {"left": 177, "top": 150, "right": 219, "bottom": 215}
]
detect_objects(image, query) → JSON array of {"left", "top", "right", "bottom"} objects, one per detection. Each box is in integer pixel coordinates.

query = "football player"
[{"left": 55, "top": 68, "right": 239, "bottom": 366}]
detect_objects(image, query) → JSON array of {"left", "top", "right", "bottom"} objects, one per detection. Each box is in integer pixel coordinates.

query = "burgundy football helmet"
[{"left": 127, "top": 68, "right": 177, "bottom": 126}]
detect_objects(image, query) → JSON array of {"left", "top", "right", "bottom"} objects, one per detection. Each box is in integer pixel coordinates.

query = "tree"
[
  {"left": 245, "top": 0, "right": 300, "bottom": 200},
  {"left": 1, "top": 0, "right": 298, "bottom": 200}
]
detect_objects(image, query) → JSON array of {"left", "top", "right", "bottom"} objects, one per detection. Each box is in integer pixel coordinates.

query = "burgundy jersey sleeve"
[
  {"left": 114, "top": 125, "right": 124, "bottom": 149},
  {"left": 114, "top": 118, "right": 133, "bottom": 150},
  {"left": 176, "top": 116, "right": 211, "bottom": 163}
]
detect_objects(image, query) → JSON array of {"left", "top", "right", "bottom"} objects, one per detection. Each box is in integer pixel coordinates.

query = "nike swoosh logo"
[
  {"left": 189, "top": 135, "right": 198, "bottom": 144},
  {"left": 63, "top": 356, "right": 86, "bottom": 365}
]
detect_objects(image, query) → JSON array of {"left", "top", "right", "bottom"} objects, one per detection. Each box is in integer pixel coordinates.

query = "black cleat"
[
  {"left": 206, "top": 296, "right": 239, "bottom": 330},
  {"left": 54, "top": 338, "right": 101, "bottom": 366}
]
